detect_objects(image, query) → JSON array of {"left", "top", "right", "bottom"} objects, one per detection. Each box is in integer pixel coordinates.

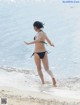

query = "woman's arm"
[
  {"left": 24, "top": 34, "right": 42, "bottom": 45},
  {"left": 24, "top": 40, "right": 40, "bottom": 45},
  {"left": 44, "top": 33, "right": 55, "bottom": 47}
]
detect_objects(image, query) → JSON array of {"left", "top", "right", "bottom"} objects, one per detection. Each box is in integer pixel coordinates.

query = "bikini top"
[
  {"left": 34, "top": 31, "right": 47, "bottom": 45},
  {"left": 34, "top": 36, "right": 47, "bottom": 45}
]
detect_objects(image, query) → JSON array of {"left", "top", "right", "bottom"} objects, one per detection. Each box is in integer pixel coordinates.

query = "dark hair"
[{"left": 33, "top": 21, "right": 44, "bottom": 29}]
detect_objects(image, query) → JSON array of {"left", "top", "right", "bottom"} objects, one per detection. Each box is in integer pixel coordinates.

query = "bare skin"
[{"left": 24, "top": 27, "right": 57, "bottom": 86}]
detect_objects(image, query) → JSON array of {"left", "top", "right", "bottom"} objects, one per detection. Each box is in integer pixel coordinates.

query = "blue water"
[{"left": 0, "top": 0, "right": 80, "bottom": 78}]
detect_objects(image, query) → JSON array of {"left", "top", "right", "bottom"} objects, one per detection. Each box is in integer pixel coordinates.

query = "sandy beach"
[
  {"left": 0, "top": 66, "right": 80, "bottom": 105},
  {"left": 0, "top": 87, "right": 80, "bottom": 105}
]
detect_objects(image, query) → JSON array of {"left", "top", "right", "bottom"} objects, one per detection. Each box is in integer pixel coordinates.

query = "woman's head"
[{"left": 33, "top": 21, "right": 44, "bottom": 31}]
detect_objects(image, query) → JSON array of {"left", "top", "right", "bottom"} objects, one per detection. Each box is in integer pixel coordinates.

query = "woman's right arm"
[
  {"left": 44, "top": 33, "right": 55, "bottom": 47},
  {"left": 24, "top": 34, "right": 42, "bottom": 45},
  {"left": 24, "top": 40, "right": 40, "bottom": 45}
]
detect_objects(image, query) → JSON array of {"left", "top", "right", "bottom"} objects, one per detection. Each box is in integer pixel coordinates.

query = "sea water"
[{"left": 0, "top": 0, "right": 80, "bottom": 78}]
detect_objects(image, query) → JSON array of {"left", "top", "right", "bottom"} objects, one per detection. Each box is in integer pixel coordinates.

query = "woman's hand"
[
  {"left": 51, "top": 43, "right": 55, "bottom": 47},
  {"left": 24, "top": 41, "right": 30, "bottom": 45}
]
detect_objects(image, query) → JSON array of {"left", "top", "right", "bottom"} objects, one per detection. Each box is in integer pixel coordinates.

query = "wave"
[{"left": 0, "top": 65, "right": 34, "bottom": 74}]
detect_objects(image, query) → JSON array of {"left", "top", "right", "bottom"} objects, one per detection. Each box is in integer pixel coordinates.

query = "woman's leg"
[
  {"left": 34, "top": 53, "right": 45, "bottom": 84},
  {"left": 42, "top": 53, "right": 56, "bottom": 86}
]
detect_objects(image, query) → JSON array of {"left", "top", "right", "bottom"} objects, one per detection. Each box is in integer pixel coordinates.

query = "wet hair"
[{"left": 33, "top": 21, "right": 44, "bottom": 29}]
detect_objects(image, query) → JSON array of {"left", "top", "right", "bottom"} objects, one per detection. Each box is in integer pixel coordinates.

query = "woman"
[{"left": 24, "top": 21, "right": 56, "bottom": 86}]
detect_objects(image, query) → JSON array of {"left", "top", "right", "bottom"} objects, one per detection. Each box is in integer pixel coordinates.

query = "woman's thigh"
[
  {"left": 34, "top": 53, "right": 41, "bottom": 70},
  {"left": 42, "top": 53, "right": 49, "bottom": 70}
]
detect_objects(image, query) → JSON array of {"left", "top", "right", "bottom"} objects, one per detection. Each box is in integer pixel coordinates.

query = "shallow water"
[{"left": 0, "top": 0, "right": 80, "bottom": 78}]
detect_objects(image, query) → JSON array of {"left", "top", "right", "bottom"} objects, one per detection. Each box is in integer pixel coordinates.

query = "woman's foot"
[
  {"left": 52, "top": 78, "right": 57, "bottom": 87},
  {"left": 42, "top": 80, "right": 45, "bottom": 84}
]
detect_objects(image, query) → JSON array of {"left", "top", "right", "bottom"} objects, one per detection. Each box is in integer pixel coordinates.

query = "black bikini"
[
  {"left": 31, "top": 51, "right": 47, "bottom": 59},
  {"left": 31, "top": 32, "right": 48, "bottom": 59}
]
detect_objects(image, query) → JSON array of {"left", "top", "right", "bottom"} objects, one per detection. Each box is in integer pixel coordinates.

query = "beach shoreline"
[{"left": 0, "top": 66, "right": 80, "bottom": 105}]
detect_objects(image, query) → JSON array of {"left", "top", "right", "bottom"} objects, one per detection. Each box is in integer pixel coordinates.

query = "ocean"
[{"left": 0, "top": 0, "right": 80, "bottom": 78}]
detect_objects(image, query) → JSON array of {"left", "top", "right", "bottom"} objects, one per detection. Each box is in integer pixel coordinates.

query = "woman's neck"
[{"left": 37, "top": 29, "right": 42, "bottom": 32}]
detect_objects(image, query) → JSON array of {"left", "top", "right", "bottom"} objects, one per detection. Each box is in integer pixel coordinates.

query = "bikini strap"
[
  {"left": 31, "top": 53, "right": 34, "bottom": 57},
  {"left": 40, "top": 41, "right": 47, "bottom": 45}
]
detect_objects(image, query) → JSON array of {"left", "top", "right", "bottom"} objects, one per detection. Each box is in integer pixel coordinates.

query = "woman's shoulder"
[
  {"left": 38, "top": 31, "right": 47, "bottom": 39},
  {"left": 38, "top": 32, "right": 47, "bottom": 41},
  {"left": 42, "top": 31, "right": 47, "bottom": 38},
  {"left": 38, "top": 31, "right": 46, "bottom": 36}
]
